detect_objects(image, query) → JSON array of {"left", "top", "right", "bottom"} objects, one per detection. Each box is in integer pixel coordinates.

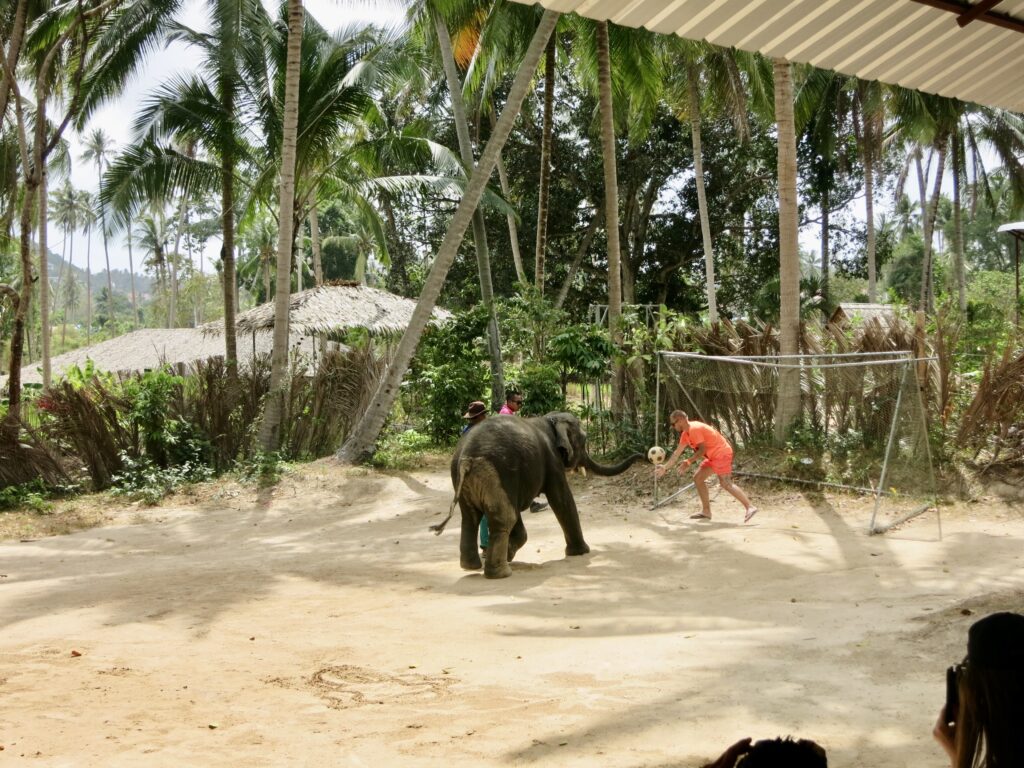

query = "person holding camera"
[{"left": 934, "top": 611, "right": 1024, "bottom": 767}]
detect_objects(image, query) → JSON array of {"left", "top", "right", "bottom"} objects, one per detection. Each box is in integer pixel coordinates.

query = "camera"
[{"left": 946, "top": 665, "right": 960, "bottom": 723}]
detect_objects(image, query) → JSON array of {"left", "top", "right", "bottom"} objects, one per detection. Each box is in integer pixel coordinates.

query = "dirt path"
[{"left": 2, "top": 459, "right": 1022, "bottom": 767}]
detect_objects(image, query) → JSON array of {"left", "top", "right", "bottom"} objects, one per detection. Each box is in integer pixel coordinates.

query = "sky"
[{"left": 55, "top": 0, "right": 407, "bottom": 276}]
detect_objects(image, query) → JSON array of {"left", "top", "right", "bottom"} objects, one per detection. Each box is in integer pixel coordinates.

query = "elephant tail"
[{"left": 430, "top": 457, "right": 475, "bottom": 536}]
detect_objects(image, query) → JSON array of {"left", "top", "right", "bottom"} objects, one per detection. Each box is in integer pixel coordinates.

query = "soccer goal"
[{"left": 655, "top": 351, "right": 938, "bottom": 535}]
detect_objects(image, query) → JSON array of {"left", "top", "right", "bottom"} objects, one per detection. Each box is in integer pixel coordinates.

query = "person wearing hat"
[
  {"left": 462, "top": 400, "right": 487, "bottom": 433},
  {"left": 934, "top": 611, "right": 1024, "bottom": 767}
]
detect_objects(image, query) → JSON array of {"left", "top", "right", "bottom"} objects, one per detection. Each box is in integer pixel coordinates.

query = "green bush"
[
  {"left": 110, "top": 452, "right": 214, "bottom": 505},
  {"left": 372, "top": 428, "right": 435, "bottom": 469},
  {"left": 235, "top": 450, "right": 288, "bottom": 488},
  {"left": 0, "top": 479, "right": 53, "bottom": 513},
  {"left": 412, "top": 308, "right": 490, "bottom": 444},
  {"left": 506, "top": 363, "right": 563, "bottom": 416}
]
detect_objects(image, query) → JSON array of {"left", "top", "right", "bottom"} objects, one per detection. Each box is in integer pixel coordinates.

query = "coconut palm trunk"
[
  {"left": 595, "top": 20, "right": 623, "bottom": 416},
  {"left": 337, "top": 10, "right": 559, "bottom": 464},
  {"left": 85, "top": 215, "right": 93, "bottom": 345},
  {"left": 220, "top": 116, "right": 239, "bottom": 381},
  {"left": 434, "top": 11, "right": 504, "bottom": 411},
  {"left": 38, "top": 166, "right": 51, "bottom": 387},
  {"left": 127, "top": 225, "right": 139, "bottom": 328},
  {"left": 854, "top": 88, "right": 879, "bottom": 303},
  {"left": 919, "top": 139, "right": 947, "bottom": 314},
  {"left": 489, "top": 106, "right": 527, "bottom": 284},
  {"left": 534, "top": 36, "right": 555, "bottom": 294},
  {"left": 309, "top": 204, "right": 323, "bottom": 286},
  {"left": 257, "top": 0, "right": 303, "bottom": 452},
  {"left": 773, "top": 58, "right": 801, "bottom": 443},
  {"left": 952, "top": 138, "right": 967, "bottom": 313},
  {"left": 686, "top": 62, "right": 717, "bottom": 323}
]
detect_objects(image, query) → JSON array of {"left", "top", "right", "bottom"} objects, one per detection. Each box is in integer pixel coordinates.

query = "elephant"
[{"left": 431, "top": 412, "right": 643, "bottom": 579}]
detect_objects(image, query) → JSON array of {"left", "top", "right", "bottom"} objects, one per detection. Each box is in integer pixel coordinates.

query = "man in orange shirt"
[{"left": 655, "top": 410, "right": 758, "bottom": 523}]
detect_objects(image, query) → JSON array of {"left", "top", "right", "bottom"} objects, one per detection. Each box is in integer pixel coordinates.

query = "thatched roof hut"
[
  {"left": 1, "top": 329, "right": 321, "bottom": 388},
  {"left": 201, "top": 283, "right": 452, "bottom": 338}
]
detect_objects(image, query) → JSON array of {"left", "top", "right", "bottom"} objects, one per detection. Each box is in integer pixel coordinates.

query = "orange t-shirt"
[{"left": 679, "top": 421, "right": 732, "bottom": 460}]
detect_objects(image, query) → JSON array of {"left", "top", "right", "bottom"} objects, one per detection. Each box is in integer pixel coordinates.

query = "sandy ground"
[{"left": 2, "top": 458, "right": 1024, "bottom": 768}]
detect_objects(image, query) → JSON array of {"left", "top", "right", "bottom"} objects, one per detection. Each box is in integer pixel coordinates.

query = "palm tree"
[
  {"left": 430, "top": 5, "right": 504, "bottom": 410},
  {"left": 258, "top": 0, "right": 304, "bottom": 452},
  {"left": 852, "top": 79, "right": 883, "bottom": 302},
  {"left": 773, "top": 58, "right": 801, "bottom": 443},
  {"left": 594, "top": 19, "right": 623, "bottom": 415},
  {"left": 81, "top": 128, "right": 116, "bottom": 335},
  {"left": 78, "top": 191, "right": 97, "bottom": 345},
  {"left": 338, "top": 10, "right": 560, "bottom": 463},
  {"left": 666, "top": 40, "right": 751, "bottom": 323},
  {"left": 50, "top": 181, "right": 78, "bottom": 318},
  {"left": 534, "top": 34, "right": 555, "bottom": 294}
]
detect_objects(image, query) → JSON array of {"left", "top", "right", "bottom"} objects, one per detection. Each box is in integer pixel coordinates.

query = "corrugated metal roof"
[{"left": 511, "top": 0, "right": 1024, "bottom": 112}]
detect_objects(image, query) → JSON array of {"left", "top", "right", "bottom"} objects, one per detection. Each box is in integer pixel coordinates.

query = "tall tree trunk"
[
  {"left": 555, "top": 209, "right": 601, "bottom": 310},
  {"left": 687, "top": 62, "right": 717, "bottom": 323},
  {"left": 169, "top": 194, "right": 187, "bottom": 328},
  {"left": 220, "top": 108, "right": 238, "bottom": 382},
  {"left": 39, "top": 166, "right": 51, "bottom": 388},
  {"left": 434, "top": 11, "right": 504, "bottom": 411},
  {"left": 381, "top": 195, "right": 411, "bottom": 295},
  {"left": 309, "top": 203, "right": 323, "bottom": 286},
  {"left": 85, "top": 221, "right": 92, "bottom": 345},
  {"left": 820, "top": 185, "right": 830, "bottom": 305},
  {"left": 127, "top": 225, "right": 138, "bottom": 328},
  {"left": 534, "top": 35, "right": 555, "bottom": 294},
  {"left": 596, "top": 20, "right": 623, "bottom": 416},
  {"left": 337, "top": 10, "right": 559, "bottom": 464},
  {"left": 258, "top": 0, "right": 303, "bottom": 452},
  {"left": 295, "top": 231, "right": 303, "bottom": 292},
  {"left": 0, "top": 0, "right": 28, "bottom": 122},
  {"left": 952, "top": 138, "right": 966, "bottom": 314},
  {"left": 62, "top": 222, "right": 75, "bottom": 344},
  {"left": 98, "top": 167, "right": 115, "bottom": 335},
  {"left": 489, "top": 106, "right": 527, "bottom": 284},
  {"left": 855, "top": 92, "right": 878, "bottom": 303},
  {"left": 3, "top": 170, "right": 35, "bottom": 439},
  {"left": 773, "top": 58, "right": 801, "bottom": 444},
  {"left": 919, "top": 139, "right": 946, "bottom": 314}
]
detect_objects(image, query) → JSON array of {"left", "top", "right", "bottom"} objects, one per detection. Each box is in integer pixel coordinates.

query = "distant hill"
[{"left": 47, "top": 252, "right": 152, "bottom": 297}]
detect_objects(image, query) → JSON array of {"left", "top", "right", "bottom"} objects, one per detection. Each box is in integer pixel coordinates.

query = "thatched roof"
[
  {"left": 829, "top": 303, "right": 897, "bottom": 326},
  {"left": 1, "top": 329, "right": 326, "bottom": 387},
  {"left": 201, "top": 284, "right": 452, "bottom": 337}
]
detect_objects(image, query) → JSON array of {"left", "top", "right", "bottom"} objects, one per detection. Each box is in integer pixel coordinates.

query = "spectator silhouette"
[
  {"left": 934, "top": 611, "right": 1024, "bottom": 768},
  {"left": 703, "top": 736, "right": 827, "bottom": 768}
]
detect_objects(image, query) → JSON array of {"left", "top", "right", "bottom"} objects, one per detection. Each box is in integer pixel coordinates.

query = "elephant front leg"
[
  {"left": 459, "top": 504, "right": 482, "bottom": 571},
  {"left": 547, "top": 481, "right": 590, "bottom": 557}
]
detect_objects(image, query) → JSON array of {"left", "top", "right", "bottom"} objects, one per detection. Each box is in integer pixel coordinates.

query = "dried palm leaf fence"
[
  {"left": 651, "top": 316, "right": 939, "bottom": 534},
  {"left": 958, "top": 346, "right": 1024, "bottom": 471},
  {"left": 22, "top": 345, "right": 387, "bottom": 492}
]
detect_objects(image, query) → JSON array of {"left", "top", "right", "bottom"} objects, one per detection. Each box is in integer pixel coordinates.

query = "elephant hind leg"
[
  {"left": 483, "top": 499, "right": 515, "bottom": 580},
  {"left": 508, "top": 514, "right": 527, "bottom": 562},
  {"left": 459, "top": 502, "right": 483, "bottom": 571}
]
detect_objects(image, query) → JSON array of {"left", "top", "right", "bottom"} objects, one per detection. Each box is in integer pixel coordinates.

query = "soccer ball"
[{"left": 647, "top": 445, "right": 666, "bottom": 465}]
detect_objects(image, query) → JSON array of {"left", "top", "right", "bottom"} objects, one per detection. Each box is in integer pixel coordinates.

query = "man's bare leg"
[
  {"left": 692, "top": 465, "right": 714, "bottom": 518},
  {"left": 719, "top": 473, "right": 757, "bottom": 521}
]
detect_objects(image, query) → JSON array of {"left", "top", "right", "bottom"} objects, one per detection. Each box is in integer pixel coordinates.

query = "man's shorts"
[{"left": 701, "top": 452, "right": 734, "bottom": 476}]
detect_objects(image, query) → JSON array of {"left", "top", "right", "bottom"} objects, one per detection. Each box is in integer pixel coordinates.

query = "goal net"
[{"left": 656, "top": 351, "right": 938, "bottom": 534}]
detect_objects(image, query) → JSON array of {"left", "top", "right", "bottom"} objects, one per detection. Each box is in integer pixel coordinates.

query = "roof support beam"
[
  {"left": 957, "top": 0, "right": 1004, "bottom": 27},
  {"left": 910, "top": 0, "right": 1024, "bottom": 34}
]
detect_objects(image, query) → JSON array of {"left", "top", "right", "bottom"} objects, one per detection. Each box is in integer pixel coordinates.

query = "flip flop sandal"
[
  {"left": 744, "top": 507, "right": 759, "bottom": 523},
  {"left": 689, "top": 513, "right": 712, "bottom": 520}
]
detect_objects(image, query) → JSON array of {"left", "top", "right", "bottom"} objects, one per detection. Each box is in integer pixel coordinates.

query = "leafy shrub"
[
  {"left": 235, "top": 450, "right": 287, "bottom": 487},
  {"left": 110, "top": 452, "right": 214, "bottom": 505},
  {"left": 0, "top": 479, "right": 53, "bottom": 513},
  {"left": 412, "top": 309, "right": 490, "bottom": 444},
  {"left": 372, "top": 428, "right": 434, "bottom": 469},
  {"left": 505, "top": 363, "right": 563, "bottom": 416}
]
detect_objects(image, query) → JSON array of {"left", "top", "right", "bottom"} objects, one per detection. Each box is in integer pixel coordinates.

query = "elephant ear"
[{"left": 550, "top": 417, "right": 575, "bottom": 467}]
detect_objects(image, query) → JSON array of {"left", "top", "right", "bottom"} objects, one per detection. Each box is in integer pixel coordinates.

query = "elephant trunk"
[{"left": 581, "top": 451, "right": 644, "bottom": 476}]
